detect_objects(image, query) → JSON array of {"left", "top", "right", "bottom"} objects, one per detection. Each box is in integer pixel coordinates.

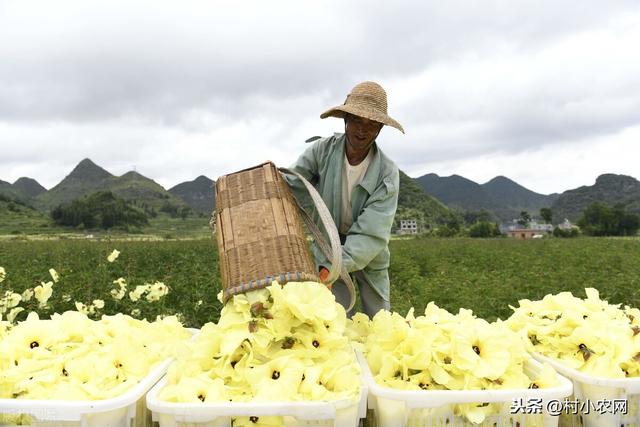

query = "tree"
[
  {"left": 553, "top": 226, "right": 578, "bottom": 238},
  {"left": 51, "top": 191, "right": 148, "bottom": 229},
  {"left": 539, "top": 207, "right": 552, "bottom": 224},
  {"left": 577, "top": 202, "right": 640, "bottom": 236},
  {"left": 464, "top": 209, "right": 493, "bottom": 225},
  {"left": 517, "top": 211, "right": 531, "bottom": 228},
  {"left": 469, "top": 221, "right": 501, "bottom": 238}
]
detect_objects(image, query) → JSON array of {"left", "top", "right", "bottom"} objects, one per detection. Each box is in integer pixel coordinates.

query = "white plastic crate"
[
  {"left": 0, "top": 358, "right": 170, "bottom": 427},
  {"left": 0, "top": 328, "right": 198, "bottom": 427},
  {"left": 146, "top": 375, "right": 367, "bottom": 427},
  {"left": 532, "top": 353, "right": 640, "bottom": 427},
  {"left": 357, "top": 351, "right": 573, "bottom": 427}
]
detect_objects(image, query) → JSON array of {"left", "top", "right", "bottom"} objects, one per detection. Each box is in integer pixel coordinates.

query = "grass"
[
  {"left": 0, "top": 239, "right": 221, "bottom": 328},
  {"left": 1, "top": 237, "right": 639, "bottom": 327},
  {"left": 0, "top": 213, "right": 212, "bottom": 241},
  {"left": 389, "top": 237, "right": 640, "bottom": 321}
]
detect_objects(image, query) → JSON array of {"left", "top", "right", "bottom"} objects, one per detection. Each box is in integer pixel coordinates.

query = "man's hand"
[{"left": 319, "top": 267, "right": 330, "bottom": 282}]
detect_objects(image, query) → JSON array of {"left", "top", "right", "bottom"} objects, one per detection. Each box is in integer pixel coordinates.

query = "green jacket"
[{"left": 285, "top": 133, "right": 399, "bottom": 300}]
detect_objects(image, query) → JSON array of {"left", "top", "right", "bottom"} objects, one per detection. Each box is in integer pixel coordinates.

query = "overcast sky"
[{"left": 1, "top": 0, "right": 639, "bottom": 195}]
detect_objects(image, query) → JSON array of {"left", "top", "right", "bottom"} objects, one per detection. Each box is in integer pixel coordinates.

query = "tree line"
[
  {"left": 51, "top": 191, "right": 148, "bottom": 229},
  {"left": 395, "top": 201, "right": 640, "bottom": 238}
]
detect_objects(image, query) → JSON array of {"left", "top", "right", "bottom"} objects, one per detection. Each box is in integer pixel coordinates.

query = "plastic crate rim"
[{"left": 356, "top": 350, "right": 573, "bottom": 407}]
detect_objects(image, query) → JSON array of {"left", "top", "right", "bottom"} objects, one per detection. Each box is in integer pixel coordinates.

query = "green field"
[
  {"left": 1, "top": 237, "right": 639, "bottom": 327},
  {"left": 0, "top": 212, "right": 212, "bottom": 241}
]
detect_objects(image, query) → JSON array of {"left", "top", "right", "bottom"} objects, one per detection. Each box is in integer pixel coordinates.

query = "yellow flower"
[
  {"left": 2, "top": 291, "right": 22, "bottom": 309},
  {"left": 146, "top": 281, "right": 169, "bottom": 302},
  {"left": 110, "top": 278, "right": 127, "bottom": 299},
  {"left": 345, "top": 312, "right": 370, "bottom": 343},
  {"left": 111, "top": 288, "right": 125, "bottom": 300},
  {"left": 0, "top": 310, "right": 190, "bottom": 401},
  {"left": 507, "top": 288, "right": 640, "bottom": 378},
  {"left": 455, "top": 402, "right": 500, "bottom": 424},
  {"left": 34, "top": 281, "right": 53, "bottom": 307},
  {"left": 244, "top": 355, "right": 305, "bottom": 401},
  {"left": 529, "top": 363, "right": 560, "bottom": 388},
  {"left": 158, "top": 281, "right": 360, "bottom": 405},
  {"left": 451, "top": 321, "right": 514, "bottom": 380},
  {"left": 130, "top": 308, "right": 141, "bottom": 317},
  {"left": 159, "top": 376, "right": 228, "bottom": 402},
  {"left": 7, "top": 307, "right": 25, "bottom": 323},
  {"left": 49, "top": 268, "right": 60, "bottom": 283},
  {"left": 21, "top": 288, "right": 34, "bottom": 302},
  {"left": 75, "top": 302, "right": 90, "bottom": 315},
  {"left": 232, "top": 416, "right": 284, "bottom": 426},
  {"left": 271, "top": 281, "right": 338, "bottom": 323},
  {"left": 129, "top": 284, "right": 149, "bottom": 302},
  {"left": 107, "top": 249, "right": 120, "bottom": 262},
  {"left": 92, "top": 299, "right": 105, "bottom": 309},
  {"left": 0, "top": 266, "right": 6, "bottom": 282}
]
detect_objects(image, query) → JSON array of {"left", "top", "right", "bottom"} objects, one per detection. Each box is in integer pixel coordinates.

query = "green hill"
[
  {"left": 0, "top": 194, "right": 51, "bottom": 235},
  {"left": 34, "top": 159, "right": 192, "bottom": 214},
  {"left": 169, "top": 175, "right": 216, "bottom": 214},
  {"left": 35, "top": 159, "right": 114, "bottom": 210},
  {"left": 552, "top": 174, "right": 640, "bottom": 221},
  {"left": 12, "top": 177, "right": 47, "bottom": 199},
  {"left": 415, "top": 173, "right": 558, "bottom": 221},
  {"left": 397, "top": 170, "right": 452, "bottom": 230},
  {"left": 0, "top": 180, "right": 23, "bottom": 201},
  {"left": 482, "top": 176, "right": 558, "bottom": 220},
  {"left": 104, "top": 171, "right": 191, "bottom": 212},
  {"left": 416, "top": 173, "right": 496, "bottom": 211}
]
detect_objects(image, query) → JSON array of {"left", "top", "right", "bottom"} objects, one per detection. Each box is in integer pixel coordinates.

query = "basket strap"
[{"left": 279, "top": 167, "right": 356, "bottom": 312}]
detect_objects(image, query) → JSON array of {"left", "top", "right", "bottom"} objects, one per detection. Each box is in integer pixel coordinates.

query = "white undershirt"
[{"left": 340, "top": 149, "right": 373, "bottom": 234}]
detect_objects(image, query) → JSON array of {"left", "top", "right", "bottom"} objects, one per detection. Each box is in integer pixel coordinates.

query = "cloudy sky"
[{"left": 1, "top": 0, "right": 639, "bottom": 195}]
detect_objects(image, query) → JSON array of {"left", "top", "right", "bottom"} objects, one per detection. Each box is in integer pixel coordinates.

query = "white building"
[
  {"left": 399, "top": 219, "right": 418, "bottom": 235},
  {"left": 503, "top": 219, "right": 553, "bottom": 233},
  {"left": 558, "top": 219, "right": 574, "bottom": 230}
]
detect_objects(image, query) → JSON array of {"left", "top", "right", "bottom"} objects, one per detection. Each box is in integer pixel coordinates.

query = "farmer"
[{"left": 285, "top": 81, "right": 404, "bottom": 318}]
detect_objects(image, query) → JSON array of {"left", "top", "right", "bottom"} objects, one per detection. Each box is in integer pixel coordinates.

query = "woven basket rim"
[{"left": 222, "top": 271, "right": 321, "bottom": 303}]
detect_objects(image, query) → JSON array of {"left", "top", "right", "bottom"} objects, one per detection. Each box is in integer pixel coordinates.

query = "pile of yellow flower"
[
  {"left": 0, "top": 311, "right": 191, "bottom": 401},
  {"left": 507, "top": 288, "right": 640, "bottom": 378},
  {"left": 349, "top": 303, "right": 559, "bottom": 423},
  {"left": 158, "top": 281, "right": 361, "bottom": 425}
]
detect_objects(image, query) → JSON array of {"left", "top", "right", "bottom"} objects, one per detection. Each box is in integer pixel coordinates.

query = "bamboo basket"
[{"left": 215, "top": 162, "right": 320, "bottom": 302}]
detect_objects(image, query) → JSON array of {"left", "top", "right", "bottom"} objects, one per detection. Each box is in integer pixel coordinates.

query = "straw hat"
[{"left": 320, "top": 81, "right": 404, "bottom": 134}]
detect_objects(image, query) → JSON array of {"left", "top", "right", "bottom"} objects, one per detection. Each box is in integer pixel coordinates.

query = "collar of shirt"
[{"left": 337, "top": 133, "right": 382, "bottom": 196}]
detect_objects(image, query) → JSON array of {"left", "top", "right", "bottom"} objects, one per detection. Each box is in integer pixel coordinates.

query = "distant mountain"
[
  {"left": 416, "top": 173, "right": 496, "bottom": 212},
  {"left": 0, "top": 180, "right": 20, "bottom": 200},
  {"left": 34, "top": 159, "right": 190, "bottom": 212},
  {"left": 551, "top": 174, "right": 640, "bottom": 222},
  {"left": 35, "top": 158, "right": 114, "bottom": 209},
  {"left": 103, "top": 171, "right": 189, "bottom": 211},
  {"left": 12, "top": 177, "right": 47, "bottom": 198},
  {"left": 397, "top": 170, "right": 452, "bottom": 228},
  {"left": 169, "top": 175, "right": 216, "bottom": 214},
  {"left": 415, "top": 173, "right": 558, "bottom": 221},
  {"left": 481, "top": 176, "right": 559, "bottom": 220}
]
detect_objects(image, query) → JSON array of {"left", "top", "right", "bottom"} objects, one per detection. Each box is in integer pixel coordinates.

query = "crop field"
[{"left": 1, "top": 237, "right": 639, "bottom": 327}]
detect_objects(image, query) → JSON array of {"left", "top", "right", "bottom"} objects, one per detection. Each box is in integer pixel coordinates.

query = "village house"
[
  {"left": 502, "top": 218, "right": 553, "bottom": 239},
  {"left": 398, "top": 219, "right": 418, "bottom": 235}
]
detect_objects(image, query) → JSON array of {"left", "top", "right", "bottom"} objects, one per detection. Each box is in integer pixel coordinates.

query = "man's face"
[{"left": 344, "top": 114, "right": 383, "bottom": 154}]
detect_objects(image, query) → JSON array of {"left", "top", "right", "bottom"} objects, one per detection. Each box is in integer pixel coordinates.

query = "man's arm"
[
  {"left": 341, "top": 172, "right": 399, "bottom": 272},
  {"left": 283, "top": 138, "right": 332, "bottom": 270}
]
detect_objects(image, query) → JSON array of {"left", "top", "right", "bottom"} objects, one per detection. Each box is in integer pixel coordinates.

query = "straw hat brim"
[{"left": 320, "top": 104, "right": 405, "bottom": 134}]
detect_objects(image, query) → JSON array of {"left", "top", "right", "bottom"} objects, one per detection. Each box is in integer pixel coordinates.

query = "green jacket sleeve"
[
  {"left": 283, "top": 139, "right": 331, "bottom": 269},
  {"left": 342, "top": 171, "right": 399, "bottom": 273},
  {"left": 284, "top": 139, "right": 322, "bottom": 212}
]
